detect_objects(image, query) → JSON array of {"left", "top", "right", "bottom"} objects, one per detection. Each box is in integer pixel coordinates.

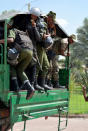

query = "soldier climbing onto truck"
[{"left": 0, "top": 19, "right": 35, "bottom": 100}]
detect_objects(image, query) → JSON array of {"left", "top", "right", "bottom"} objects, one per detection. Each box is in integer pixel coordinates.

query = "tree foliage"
[
  {"left": 70, "top": 18, "right": 88, "bottom": 83},
  {"left": 71, "top": 18, "right": 88, "bottom": 65}
]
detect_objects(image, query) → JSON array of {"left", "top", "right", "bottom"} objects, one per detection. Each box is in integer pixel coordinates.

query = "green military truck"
[{"left": 0, "top": 12, "right": 70, "bottom": 131}]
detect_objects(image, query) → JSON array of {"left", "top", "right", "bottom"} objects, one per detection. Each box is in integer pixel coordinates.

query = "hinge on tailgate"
[
  {"left": 22, "top": 114, "right": 34, "bottom": 131},
  {"left": 58, "top": 107, "right": 68, "bottom": 131},
  {"left": 23, "top": 114, "right": 34, "bottom": 119}
]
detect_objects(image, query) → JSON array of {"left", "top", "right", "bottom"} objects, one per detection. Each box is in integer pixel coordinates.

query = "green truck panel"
[{"left": 10, "top": 89, "right": 69, "bottom": 124}]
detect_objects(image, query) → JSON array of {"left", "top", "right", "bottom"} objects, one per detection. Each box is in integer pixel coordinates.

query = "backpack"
[{"left": 14, "top": 28, "right": 33, "bottom": 50}]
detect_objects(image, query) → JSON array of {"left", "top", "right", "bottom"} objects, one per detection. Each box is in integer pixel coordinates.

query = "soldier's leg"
[
  {"left": 24, "top": 45, "right": 43, "bottom": 91},
  {"left": 17, "top": 49, "right": 35, "bottom": 100},
  {"left": 52, "top": 56, "right": 59, "bottom": 88},
  {"left": 10, "top": 66, "right": 19, "bottom": 92},
  {"left": 41, "top": 50, "right": 49, "bottom": 78},
  {"left": 25, "top": 64, "right": 36, "bottom": 84},
  {"left": 27, "top": 64, "right": 44, "bottom": 91},
  {"left": 36, "top": 45, "right": 44, "bottom": 75},
  {"left": 34, "top": 45, "right": 44, "bottom": 90},
  {"left": 46, "top": 60, "right": 53, "bottom": 87},
  {"left": 17, "top": 49, "right": 33, "bottom": 82},
  {"left": 39, "top": 50, "right": 53, "bottom": 90}
]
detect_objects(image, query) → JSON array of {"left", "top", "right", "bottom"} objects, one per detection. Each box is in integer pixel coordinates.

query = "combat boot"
[
  {"left": 46, "top": 79, "right": 53, "bottom": 87},
  {"left": 53, "top": 81, "right": 60, "bottom": 88},
  {"left": 29, "top": 65, "right": 44, "bottom": 91},
  {"left": 40, "top": 77, "right": 53, "bottom": 90},
  {"left": 23, "top": 80, "right": 35, "bottom": 100},
  {"left": 34, "top": 79, "right": 44, "bottom": 91},
  {"left": 11, "top": 77, "right": 20, "bottom": 92},
  {"left": 53, "top": 81, "right": 65, "bottom": 88}
]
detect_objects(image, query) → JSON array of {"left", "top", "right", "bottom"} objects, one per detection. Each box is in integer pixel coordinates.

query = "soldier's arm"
[
  {"left": 0, "top": 38, "right": 14, "bottom": 44},
  {"left": 52, "top": 26, "right": 56, "bottom": 36},
  {"left": 50, "top": 24, "right": 56, "bottom": 36},
  {"left": 0, "top": 29, "right": 16, "bottom": 44},
  {"left": 33, "top": 27, "right": 41, "bottom": 41},
  {"left": 31, "top": 19, "right": 41, "bottom": 41},
  {"left": 27, "top": 20, "right": 41, "bottom": 42}
]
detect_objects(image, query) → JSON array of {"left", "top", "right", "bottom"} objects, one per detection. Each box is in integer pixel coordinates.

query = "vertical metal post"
[
  {"left": 65, "top": 39, "right": 69, "bottom": 69},
  {"left": 65, "top": 111, "right": 68, "bottom": 127},
  {"left": 10, "top": 97, "right": 14, "bottom": 131},
  {"left": 4, "top": 20, "right": 7, "bottom": 65},
  {"left": 3, "top": 20, "right": 8, "bottom": 94},
  {"left": 11, "top": 125, "right": 13, "bottom": 131},
  {"left": 23, "top": 121, "right": 26, "bottom": 131},
  {"left": 0, "top": 44, "right": 3, "bottom": 64},
  {"left": 58, "top": 109, "right": 61, "bottom": 131},
  {"left": 65, "top": 40, "right": 70, "bottom": 91}
]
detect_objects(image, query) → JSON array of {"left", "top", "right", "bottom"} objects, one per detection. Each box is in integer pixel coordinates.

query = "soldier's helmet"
[
  {"left": 8, "top": 19, "right": 14, "bottom": 26},
  {"left": 47, "top": 11, "right": 56, "bottom": 20},
  {"left": 8, "top": 48, "right": 19, "bottom": 60},
  {"left": 7, "top": 48, "right": 19, "bottom": 65},
  {"left": 29, "top": 7, "right": 41, "bottom": 17},
  {"left": 44, "top": 36, "right": 54, "bottom": 49}
]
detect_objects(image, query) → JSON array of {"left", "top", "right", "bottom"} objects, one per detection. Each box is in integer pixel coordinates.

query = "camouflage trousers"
[
  {"left": 10, "top": 48, "right": 33, "bottom": 83},
  {"left": 36, "top": 44, "right": 49, "bottom": 78},
  {"left": 47, "top": 55, "right": 59, "bottom": 82}
]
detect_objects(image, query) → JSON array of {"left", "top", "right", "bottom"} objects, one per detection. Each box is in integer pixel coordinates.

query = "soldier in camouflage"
[
  {"left": 0, "top": 19, "right": 35, "bottom": 100},
  {"left": 27, "top": 7, "right": 53, "bottom": 90},
  {"left": 46, "top": 11, "right": 75, "bottom": 88},
  {"left": 26, "top": 7, "right": 44, "bottom": 91},
  {"left": 45, "top": 11, "right": 59, "bottom": 88}
]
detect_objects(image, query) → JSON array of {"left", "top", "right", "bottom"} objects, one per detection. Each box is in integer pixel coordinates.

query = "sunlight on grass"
[{"left": 69, "top": 86, "right": 88, "bottom": 114}]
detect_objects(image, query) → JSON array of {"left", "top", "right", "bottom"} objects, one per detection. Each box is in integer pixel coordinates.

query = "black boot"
[
  {"left": 29, "top": 65, "right": 44, "bottom": 91},
  {"left": 34, "top": 79, "right": 44, "bottom": 91},
  {"left": 53, "top": 81, "right": 60, "bottom": 88},
  {"left": 47, "top": 79, "right": 53, "bottom": 87},
  {"left": 40, "top": 77, "right": 53, "bottom": 90},
  {"left": 11, "top": 77, "right": 20, "bottom": 92},
  {"left": 53, "top": 81, "right": 65, "bottom": 88},
  {"left": 23, "top": 80, "right": 35, "bottom": 100}
]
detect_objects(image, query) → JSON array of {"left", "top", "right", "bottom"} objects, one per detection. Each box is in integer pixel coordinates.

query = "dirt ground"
[{"left": 9, "top": 117, "right": 88, "bottom": 131}]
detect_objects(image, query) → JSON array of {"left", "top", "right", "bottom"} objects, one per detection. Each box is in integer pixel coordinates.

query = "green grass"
[{"left": 69, "top": 86, "right": 88, "bottom": 114}]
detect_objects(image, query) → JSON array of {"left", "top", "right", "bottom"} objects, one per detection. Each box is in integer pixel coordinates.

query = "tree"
[
  {"left": 70, "top": 18, "right": 88, "bottom": 67},
  {"left": 69, "top": 18, "right": 88, "bottom": 83}
]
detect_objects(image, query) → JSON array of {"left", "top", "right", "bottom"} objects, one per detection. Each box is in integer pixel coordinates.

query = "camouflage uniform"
[
  {"left": 51, "top": 55, "right": 59, "bottom": 81},
  {"left": 50, "top": 35, "right": 76, "bottom": 84},
  {"left": 26, "top": 15, "right": 51, "bottom": 90},
  {"left": 47, "top": 11, "right": 76, "bottom": 88},
  {"left": 47, "top": 36, "right": 69, "bottom": 87},
  {"left": 47, "top": 50, "right": 59, "bottom": 84},
  {"left": 36, "top": 44, "right": 49, "bottom": 78},
  {"left": 35, "top": 18, "right": 52, "bottom": 90},
  {"left": 46, "top": 11, "right": 61, "bottom": 87}
]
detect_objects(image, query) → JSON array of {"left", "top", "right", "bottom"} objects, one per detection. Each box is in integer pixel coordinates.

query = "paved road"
[{"left": 9, "top": 117, "right": 88, "bottom": 131}]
